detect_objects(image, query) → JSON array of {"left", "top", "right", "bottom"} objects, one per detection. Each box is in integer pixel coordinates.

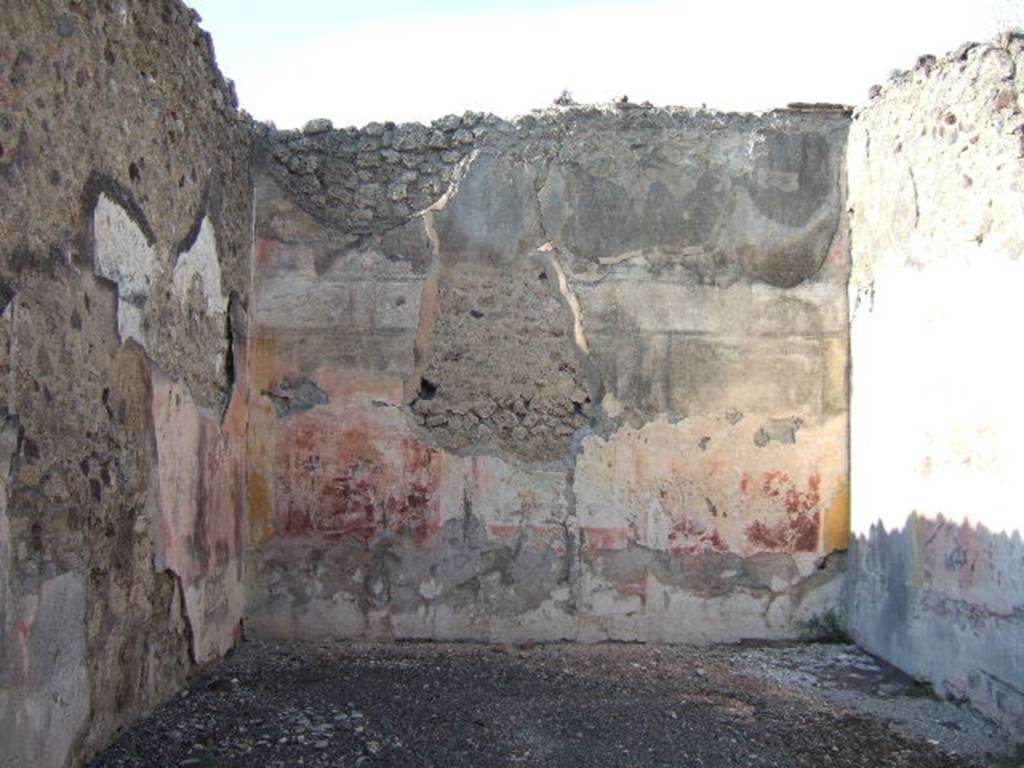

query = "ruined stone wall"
[
  {"left": 247, "top": 106, "right": 851, "bottom": 644},
  {"left": 0, "top": 2, "right": 252, "bottom": 765},
  {"left": 845, "top": 38, "right": 1024, "bottom": 742}
]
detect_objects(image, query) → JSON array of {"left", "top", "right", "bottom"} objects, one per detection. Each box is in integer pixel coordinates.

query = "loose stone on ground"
[{"left": 90, "top": 640, "right": 1013, "bottom": 768}]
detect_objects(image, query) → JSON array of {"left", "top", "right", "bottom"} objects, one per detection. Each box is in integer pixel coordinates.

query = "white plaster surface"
[{"left": 93, "top": 193, "right": 160, "bottom": 346}]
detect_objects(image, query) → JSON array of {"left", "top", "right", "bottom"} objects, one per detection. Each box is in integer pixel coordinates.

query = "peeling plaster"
[
  {"left": 232, "top": 106, "right": 859, "bottom": 662},
  {"left": 149, "top": 367, "right": 244, "bottom": 663},
  {"left": 247, "top": 109, "right": 852, "bottom": 647},
  {"left": 2, "top": 1, "right": 254, "bottom": 762}
]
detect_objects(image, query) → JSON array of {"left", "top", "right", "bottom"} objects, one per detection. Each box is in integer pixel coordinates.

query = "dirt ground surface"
[{"left": 89, "top": 640, "right": 1020, "bottom": 768}]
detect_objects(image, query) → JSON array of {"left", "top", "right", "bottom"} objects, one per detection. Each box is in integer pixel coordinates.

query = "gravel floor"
[{"left": 90, "top": 640, "right": 1019, "bottom": 768}]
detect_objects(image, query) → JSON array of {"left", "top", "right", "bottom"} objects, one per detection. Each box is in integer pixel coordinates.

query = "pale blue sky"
[{"left": 191, "top": 0, "right": 1024, "bottom": 128}]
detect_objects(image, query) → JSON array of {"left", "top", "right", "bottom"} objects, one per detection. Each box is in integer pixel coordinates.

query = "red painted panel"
[{"left": 275, "top": 412, "right": 442, "bottom": 547}]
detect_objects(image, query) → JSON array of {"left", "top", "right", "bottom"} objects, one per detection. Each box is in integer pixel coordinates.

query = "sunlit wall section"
[{"left": 845, "top": 37, "right": 1024, "bottom": 744}]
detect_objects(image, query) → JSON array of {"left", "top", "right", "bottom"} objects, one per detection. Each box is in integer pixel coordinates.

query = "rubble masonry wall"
[{"left": 0, "top": 1, "right": 253, "bottom": 764}]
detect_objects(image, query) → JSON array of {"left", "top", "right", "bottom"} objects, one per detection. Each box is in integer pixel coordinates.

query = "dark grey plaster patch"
[
  {"left": 589, "top": 546, "right": 802, "bottom": 599},
  {"left": 215, "top": 291, "right": 246, "bottom": 424},
  {"left": 55, "top": 13, "right": 76, "bottom": 38},
  {"left": 754, "top": 416, "right": 803, "bottom": 447},
  {"left": 433, "top": 153, "right": 544, "bottom": 267},
  {"left": 725, "top": 409, "right": 744, "bottom": 425},
  {"left": 0, "top": 278, "right": 16, "bottom": 313},
  {"left": 744, "top": 132, "right": 834, "bottom": 228},
  {"left": 264, "top": 380, "right": 329, "bottom": 417}
]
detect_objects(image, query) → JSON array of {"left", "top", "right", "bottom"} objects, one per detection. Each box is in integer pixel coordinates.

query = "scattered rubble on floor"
[{"left": 90, "top": 640, "right": 1016, "bottom": 768}]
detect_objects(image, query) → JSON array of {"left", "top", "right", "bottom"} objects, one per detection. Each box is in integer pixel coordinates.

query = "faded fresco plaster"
[
  {"left": 149, "top": 359, "right": 247, "bottom": 663},
  {"left": 0, "top": 408, "right": 90, "bottom": 767},
  {"left": 97, "top": 193, "right": 247, "bottom": 665},
  {"left": 247, "top": 331, "right": 577, "bottom": 643},
  {"left": 247, "top": 107, "right": 851, "bottom": 645},
  {"left": 574, "top": 414, "right": 847, "bottom": 643}
]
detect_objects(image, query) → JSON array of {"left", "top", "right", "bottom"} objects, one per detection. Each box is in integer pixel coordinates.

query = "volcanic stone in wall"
[
  {"left": 410, "top": 154, "right": 592, "bottom": 462},
  {"left": 0, "top": 1, "right": 253, "bottom": 764},
  {"left": 411, "top": 263, "right": 592, "bottom": 462}
]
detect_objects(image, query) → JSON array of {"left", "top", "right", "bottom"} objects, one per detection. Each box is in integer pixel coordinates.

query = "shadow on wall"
[{"left": 845, "top": 512, "right": 1024, "bottom": 744}]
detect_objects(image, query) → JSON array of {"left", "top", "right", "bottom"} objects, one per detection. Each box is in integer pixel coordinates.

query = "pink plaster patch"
[{"left": 581, "top": 526, "right": 630, "bottom": 552}]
